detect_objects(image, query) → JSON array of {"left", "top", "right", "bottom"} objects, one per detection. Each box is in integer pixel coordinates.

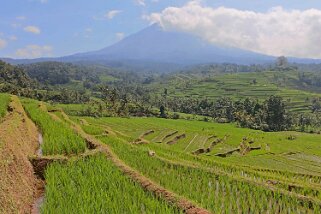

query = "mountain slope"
[
  {"left": 3, "top": 24, "right": 321, "bottom": 71},
  {"left": 70, "top": 24, "right": 274, "bottom": 65}
]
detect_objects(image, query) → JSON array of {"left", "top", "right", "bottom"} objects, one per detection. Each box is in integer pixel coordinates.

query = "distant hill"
[
  {"left": 2, "top": 24, "right": 321, "bottom": 72},
  {"left": 0, "top": 60, "right": 36, "bottom": 88},
  {"left": 69, "top": 24, "right": 274, "bottom": 65}
]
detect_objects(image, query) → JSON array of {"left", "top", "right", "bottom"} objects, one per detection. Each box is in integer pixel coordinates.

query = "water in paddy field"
[
  {"left": 31, "top": 196, "right": 44, "bottom": 214},
  {"left": 37, "top": 133, "right": 43, "bottom": 156},
  {"left": 32, "top": 132, "right": 45, "bottom": 214}
]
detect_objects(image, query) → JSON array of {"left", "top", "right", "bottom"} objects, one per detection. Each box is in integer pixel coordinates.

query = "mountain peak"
[{"left": 73, "top": 24, "right": 273, "bottom": 65}]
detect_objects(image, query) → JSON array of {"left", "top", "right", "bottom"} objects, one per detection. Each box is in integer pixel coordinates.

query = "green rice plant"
[
  {"left": 71, "top": 116, "right": 321, "bottom": 211},
  {"left": 98, "top": 135, "right": 320, "bottom": 213},
  {"left": 42, "top": 154, "right": 182, "bottom": 213},
  {"left": 0, "top": 93, "right": 10, "bottom": 119},
  {"left": 81, "top": 124, "right": 105, "bottom": 135},
  {"left": 21, "top": 98, "right": 86, "bottom": 155}
]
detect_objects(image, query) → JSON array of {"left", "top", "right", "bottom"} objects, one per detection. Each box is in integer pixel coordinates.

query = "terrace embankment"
[
  {"left": 29, "top": 149, "right": 101, "bottom": 179},
  {"left": 60, "top": 112, "right": 211, "bottom": 214},
  {"left": 132, "top": 130, "right": 155, "bottom": 144},
  {"left": 0, "top": 96, "right": 42, "bottom": 214}
]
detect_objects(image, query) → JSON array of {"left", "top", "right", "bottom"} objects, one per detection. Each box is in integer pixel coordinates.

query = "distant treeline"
[
  {"left": 1, "top": 59, "right": 321, "bottom": 133},
  {"left": 161, "top": 95, "right": 321, "bottom": 132}
]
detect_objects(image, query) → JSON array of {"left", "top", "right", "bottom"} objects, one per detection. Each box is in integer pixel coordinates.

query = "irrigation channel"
[
  {"left": 26, "top": 108, "right": 211, "bottom": 214},
  {"left": 31, "top": 133, "right": 44, "bottom": 214}
]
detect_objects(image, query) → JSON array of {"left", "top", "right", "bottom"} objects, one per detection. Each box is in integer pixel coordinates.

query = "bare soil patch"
[
  {"left": 0, "top": 96, "right": 42, "bottom": 214},
  {"left": 161, "top": 130, "right": 178, "bottom": 142},
  {"left": 167, "top": 134, "right": 186, "bottom": 145}
]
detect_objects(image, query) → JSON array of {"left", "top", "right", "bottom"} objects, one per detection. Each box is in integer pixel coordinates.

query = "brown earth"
[
  {"left": 0, "top": 96, "right": 42, "bottom": 214},
  {"left": 167, "top": 133, "right": 186, "bottom": 145},
  {"left": 161, "top": 130, "right": 178, "bottom": 142},
  {"left": 29, "top": 149, "right": 101, "bottom": 179}
]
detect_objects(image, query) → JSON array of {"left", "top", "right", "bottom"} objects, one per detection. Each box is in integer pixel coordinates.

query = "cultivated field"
[
  {"left": 42, "top": 154, "right": 182, "bottom": 213},
  {"left": 1, "top": 94, "right": 321, "bottom": 213},
  {"left": 21, "top": 98, "right": 86, "bottom": 155},
  {"left": 72, "top": 116, "right": 321, "bottom": 213},
  {"left": 148, "top": 71, "right": 321, "bottom": 112}
]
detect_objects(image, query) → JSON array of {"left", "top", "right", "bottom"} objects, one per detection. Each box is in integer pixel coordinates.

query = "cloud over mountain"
[
  {"left": 15, "top": 45, "right": 52, "bottom": 58},
  {"left": 24, "top": 26, "right": 41, "bottom": 34},
  {"left": 146, "top": 1, "right": 321, "bottom": 58},
  {"left": 0, "top": 38, "right": 7, "bottom": 49}
]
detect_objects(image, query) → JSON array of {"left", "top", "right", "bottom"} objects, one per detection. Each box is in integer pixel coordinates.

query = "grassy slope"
[
  {"left": 78, "top": 116, "right": 321, "bottom": 174},
  {"left": 148, "top": 71, "right": 321, "bottom": 112}
]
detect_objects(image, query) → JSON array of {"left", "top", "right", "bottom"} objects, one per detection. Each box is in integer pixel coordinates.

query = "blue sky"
[{"left": 1, "top": 0, "right": 321, "bottom": 58}]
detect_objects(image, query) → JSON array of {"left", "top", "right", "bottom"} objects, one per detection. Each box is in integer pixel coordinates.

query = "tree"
[
  {"left": 159, "top": 105, "right": 166, "bottom": 118},
  {"left": 312, "top": 99, "right": 321, "bottom": 113},
  {"left": 264, "top": 96, "right": 290, "bottom": 131},
  {"left": 276, "top": 56, "right": 288, "bottom": 68}
]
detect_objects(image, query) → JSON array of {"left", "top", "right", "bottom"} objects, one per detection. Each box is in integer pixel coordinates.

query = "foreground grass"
[
  {"left": 0, "top": 93, "right": 10, "bottom": 119},
  {"left": 73, "top": 116, "right": 321, "bottom": 213},
  {"left": 21, "top": 99, "right": 86, "bottom": 155},
  {"left": 42, "top": 154, "right": 182, "bottom": 214},
  {"left": 99, "top": 135, "right": 319, "bottom": 213}
]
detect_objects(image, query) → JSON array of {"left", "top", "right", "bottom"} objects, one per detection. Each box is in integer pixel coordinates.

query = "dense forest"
[{"left": 1, "top": 59, "right": 321, "bottom": 133}]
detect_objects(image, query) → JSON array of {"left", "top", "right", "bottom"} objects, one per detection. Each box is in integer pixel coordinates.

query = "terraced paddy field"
[
  {"left": 1, "top": 96, "right": 207, "bottom": 213},
  {"left": 1, "top": 94, "right": 321, "bottom": 213},
  {"left": 0, "top": 93, "right": 10, "bottom": 119},
  {"left": 70, "top": 116, "right": 321, "bottom": 213},
  {"left": 148, "top": 71, "right": 321, "bottom": 112}
]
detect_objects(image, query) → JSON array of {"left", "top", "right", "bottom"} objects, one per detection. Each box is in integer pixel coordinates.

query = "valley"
[
  {"left": 1, "top": 2, "right": 321, "bottom": 213},
  {"left": 1, "top": 93, "right": 321, "bottom": 213}
]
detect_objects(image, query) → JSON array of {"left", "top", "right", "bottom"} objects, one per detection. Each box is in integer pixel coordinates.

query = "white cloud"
[
  {"left": 135, "top": 0, "right": 146, "bottom": 6},
  {"left": 24, "top": 26, "right": 41, "bottom": 34},
  {"left": 116, "top": 32, "right": 125, "bottom": 41},
  {"left": 105, "top": 10, "right": 122, "bottom": 19},
  {"left": 0, "top": 38, "right": 7, "bottom": 49},
  {"left": 146, "top": 1, "right": 321, "bottom": 58},
  {"left": 15, "top": 45, "right": 53, "bottom": 58}
]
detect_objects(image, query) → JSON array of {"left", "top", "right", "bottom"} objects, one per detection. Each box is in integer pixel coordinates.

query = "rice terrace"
[{"left": 1, "top": 1, "right": 321, "bottom": 214}]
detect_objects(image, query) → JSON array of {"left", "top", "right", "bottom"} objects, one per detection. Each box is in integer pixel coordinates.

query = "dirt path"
[
  {"left": 0, "top": 96, "right": 42, "bottom": 214},
  {"left": 60, "top": 111, "right": 211, "bottom": 214}
]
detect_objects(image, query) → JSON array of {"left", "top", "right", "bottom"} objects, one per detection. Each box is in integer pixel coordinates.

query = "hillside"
[
  {"left": 145, "top": 69, "right": 321, "bottom": 113},
  {"left": 1, "top": 94, "right": 321, "bottom": 213},
  {"left": 0, "top": 60, "right": 36, "bottom": 89}
]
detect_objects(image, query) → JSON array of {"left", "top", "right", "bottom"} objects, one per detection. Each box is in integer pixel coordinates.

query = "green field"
[
  {"left": 0, "top": 93, "right": 10, "bottom": 119},
  {"left": 21, "top": 99, "right": 86, "bottom": 155},
  {"left": 42, "top": 154, "right": 181, "bottom": 213},
  {"left": 70, "top": 116, "right": 321, "bottom": 213},
  {"left": 148, "top": 71, "right": 321, "bottom": 112},
  {"left": 2, "top": 94, "right": 321, "bottom": 213}
]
